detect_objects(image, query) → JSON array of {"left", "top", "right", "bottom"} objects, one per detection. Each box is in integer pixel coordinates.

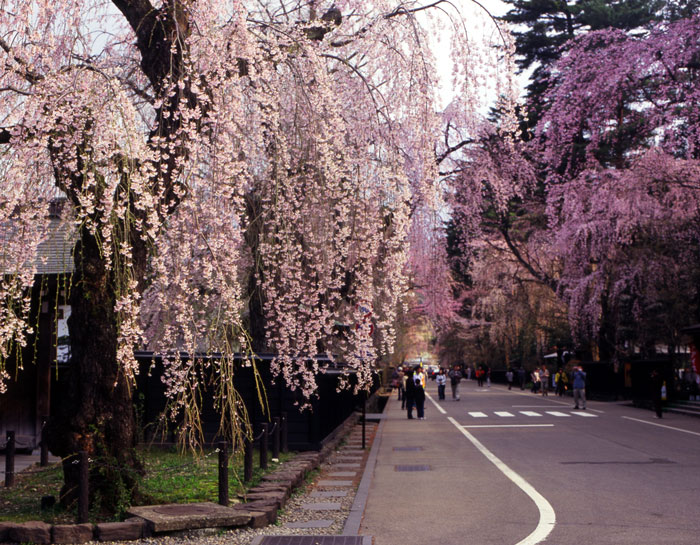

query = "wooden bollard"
[
  {"left": 78, "top": 451, "right": 89, "bottom": 523},
  {"left": 40, "top": 416, "right": 49, "bottom": 467},
  {"left": 218, "top": 441, "right": 229, "bottom": 506},
  {"left": 259, "top": 423, "right": 269, "bottom": 470},
  {"left": 272, "top": 417, "right": 280, "bottom": 460},
  {"left": 244, "top": 436, "right": 253, "bottom": 482},
  {"left": 4, "top": 431, "right": 15, "bottom": 487},
  {"left": 281, "top": 412, "right": 288, "bottom": 454}
]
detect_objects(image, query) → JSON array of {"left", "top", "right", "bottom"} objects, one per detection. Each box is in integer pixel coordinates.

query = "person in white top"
[{"left": 436, "top": 369, "right": 447, "bottom": 400}]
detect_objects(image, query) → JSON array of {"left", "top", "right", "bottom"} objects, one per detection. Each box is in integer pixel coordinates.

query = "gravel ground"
[{"left": 103, "top": 423, "right": 377, "bottom": 545}]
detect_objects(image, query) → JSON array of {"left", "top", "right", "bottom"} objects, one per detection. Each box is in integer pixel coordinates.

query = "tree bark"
[{"left": 47, "top": 226, "right": 142, "bottom": 512}]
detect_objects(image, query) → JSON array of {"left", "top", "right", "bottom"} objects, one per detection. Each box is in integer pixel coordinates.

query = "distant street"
[{"left": 360, "top": 380, "right": 700, "bottom": 545}]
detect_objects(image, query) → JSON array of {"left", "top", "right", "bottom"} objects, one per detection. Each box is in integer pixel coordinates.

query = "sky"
[{"left": 425, "top": 0, "right": 523, "bottom": 110}]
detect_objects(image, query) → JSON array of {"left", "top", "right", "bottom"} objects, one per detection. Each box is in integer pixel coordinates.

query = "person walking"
[
  {"left": 436, "top": 369, "right": 447, "bottom": 400},
  {"left": 397, "top": 366, "right": 405, "bottom": 402},
  {"left": 476, "top": 366, "right": 484, "bottom": 388},
  {"left": 506, "top": 368, "right": 514, "bottom": 390},
  {"left": 448, "top": 365, "right": 463, "bottom": 401},
  {"left": 540, "top": 364, "right": 550, "bottom": 397},
  {"left": 531, "top": 368, "right": 540, "bottom": 394},
  {"left": 650, "top": 368, "right": 663, "bottom": 418},
  {"left": 413, "top": 376, "right": 426, "bottom": 419},
  {"left": 518, "top": 367, "right": 526, "bottom": 390},
  {"left": 414, "top": 365, "right": 426, "bottom": 389},
  {"left": 555, "top": 368, "right": 567, "bottom": 397},
  {"left": 404, "top": 369, "right": 416, "bottom": 418},
  {"left": 572, "top": 365, "right": 587, "bottom": 410}
]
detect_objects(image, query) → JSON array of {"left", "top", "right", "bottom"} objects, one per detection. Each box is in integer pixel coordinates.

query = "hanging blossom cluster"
[
  {"left": 0, "top": 0, "right": 514, "bottom": 433},
  {"left": 548, "top": 150, "right": 700, "bottom": 346},
  {"left": 539, "top": 16, "right": 700, "bottom": 348},
  {"left": 409, "top": 10, "right": 523, "bottom": 331},
  {"left": 251, "top": 4, "right": 438, "bottom": 398}
]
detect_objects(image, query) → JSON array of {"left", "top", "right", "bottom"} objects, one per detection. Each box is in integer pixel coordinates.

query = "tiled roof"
[
  {"left": 35, "top": 217, "right": 75, "bottom": 274},
  {"left": 0, "top": 200, "right": 75, "bottom": 275}
]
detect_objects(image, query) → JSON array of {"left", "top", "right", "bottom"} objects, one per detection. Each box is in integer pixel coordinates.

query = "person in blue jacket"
[{"left": 572, "top": 366, "right": 586, "bottom": 410}]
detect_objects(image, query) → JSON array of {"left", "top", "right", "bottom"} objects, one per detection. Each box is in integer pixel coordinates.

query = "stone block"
[
  {"left": 127, "top": 503, "right": 250, "bottom": 533},
  {"left": 261, "top": 473, "right": 298, "bottom": 487},
  {"left": 247, "top": 484, "right": 290, "bottom": 498},
  {"left": 233, "top": 501, "right": 278, "bottom": 524},
  {"left": 95, "top": 519, "right": 144, "bottom": 541},
  {"left": 9, "top": 522, "right": 52, "bottom": 544},
  {"left": 243, "top": 510, "right": 269, "bottom": 529},
  {"left": 0, "top": 523, "right": 16, "bottom": 542},
  {"left": 244, "top": 492, "right": 287, "bottom": 509},
  {"left": 51, "top": 524, "right": 94, "bottom": 544}
]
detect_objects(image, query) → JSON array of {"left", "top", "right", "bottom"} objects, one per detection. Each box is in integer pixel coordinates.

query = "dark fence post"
[
  {"left": 40, "top": 416, "right": 49, "bottom": 467},
  {"left": 4, "top": 431, "right": 15, "bottom": 487},
  {"left": 272, "top": 417, "right": 280, "bottom": 460},
  {"left": 281, "top": 412, "right": 288, "bottom": 454},
  {"left": 78, "top": 451, "right": 89, "bottom": 523},
  {"left": 259, "top": 423, "right": 269, "bottom": 470},
  {"left": 244, "top": 436, "right": 253, "bottom": 482},
  {"left": 218, "top": 441, "right": 229, "bottom": 506}
]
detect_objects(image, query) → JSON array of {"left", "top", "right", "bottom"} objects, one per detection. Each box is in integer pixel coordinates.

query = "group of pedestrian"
[
  {"left": 504, "top": 363, "right": 586, "bottom": 409},
  {"left": 530, "top": 365, "right": 551, "bottom": 395},
  {"left": 392, "top": 365, "right": 427, "bottom": 419},
  {"left": 391, "top": 360, "right": 590, "bottom": 417}
]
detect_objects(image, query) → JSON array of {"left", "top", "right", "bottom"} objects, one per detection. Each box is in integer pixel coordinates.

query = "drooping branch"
[
  {"left": 0, "top": 37, "right": 44, "bottom": 84},
  {"left": 500, "top": 224, "right": 558, "bottom": 293}
]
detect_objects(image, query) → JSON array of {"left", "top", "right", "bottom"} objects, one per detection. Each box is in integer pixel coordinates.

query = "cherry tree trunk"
[{"left": 47, "top": 228, "right": 142, "bottom": 513}]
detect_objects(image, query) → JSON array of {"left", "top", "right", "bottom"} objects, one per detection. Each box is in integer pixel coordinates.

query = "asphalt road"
[{"left": 360, "top": 380, "right": 700, "bottom": 545}]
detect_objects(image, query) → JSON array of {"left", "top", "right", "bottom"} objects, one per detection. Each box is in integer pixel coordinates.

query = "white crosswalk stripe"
[{"left": 464, "top": 410, "right": 599, "bottom": 418}]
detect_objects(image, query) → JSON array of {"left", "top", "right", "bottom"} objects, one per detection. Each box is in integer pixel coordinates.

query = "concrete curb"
[{"left": 342, "top": 396, "right": 388, "bottom": 535}]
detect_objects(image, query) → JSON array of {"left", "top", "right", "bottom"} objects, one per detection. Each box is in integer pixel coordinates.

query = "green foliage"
[
  {"left": 0, "top": 461, "right": 69, "bottom": 523},
  {"left": 0, "top": 445, "right": 291, "bottom": 523}
]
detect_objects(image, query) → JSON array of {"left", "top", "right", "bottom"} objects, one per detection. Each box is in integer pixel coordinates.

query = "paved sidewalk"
[{"left": 357, "top": 384, "right": 517, "bottom": 545}]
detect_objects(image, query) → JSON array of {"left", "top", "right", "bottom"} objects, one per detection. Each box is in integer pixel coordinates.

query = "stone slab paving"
[
  {"left": 310, "top": 491, "right": 348, "bottom": 498},
  {"left": 316, "top": 480, "right": 353, "bottom": 487},
  {"left": 127, "top": 503, "right": 251, "bottom": 532},
  {"left": 327, "top": 472, "right": 357, "bottom": 477},
  {"left": 332, "top": 463, "right": 360, "bottom": 468},
  {"left": 300, "top": 502, "right": 343, "bottom": 511},
  {"left": 284, "top": 520, "right": 334, "bottom": 529}
]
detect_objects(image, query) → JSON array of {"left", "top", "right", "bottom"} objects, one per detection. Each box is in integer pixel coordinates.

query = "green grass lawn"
[{"left": 0, "top": 446, "right": 290, "bottom": 523}]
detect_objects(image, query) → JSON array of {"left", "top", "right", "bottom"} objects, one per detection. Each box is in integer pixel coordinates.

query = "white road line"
[
  {"left": 622, "top": 416, "right": 700, "bottom": 437},
  {"left": 571, "top": 411, "right": 597, "bottom": 417},
  {"left": 519, "top": 411, "right": 542, "bottom": 417},
  {"left": 495, "top": 411, "right": 515, "bottom": 417},
  {"left": 448, "top": 416, "right": 556, "bottom": 544},
  {"left": 469, "top": 411, "right": 488, "bottom": 418},
  {"left": 425, "top": 392, "right": 447, "bottom": 414},
  {"left": 513, "top": 404, "right": 568, "bottom": 408},
  {"left": 545, "top": 411, "right": 570, "bottom": 417},
  {"left": 462, "top": 424, "right": 555, "bottom": 429}
]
